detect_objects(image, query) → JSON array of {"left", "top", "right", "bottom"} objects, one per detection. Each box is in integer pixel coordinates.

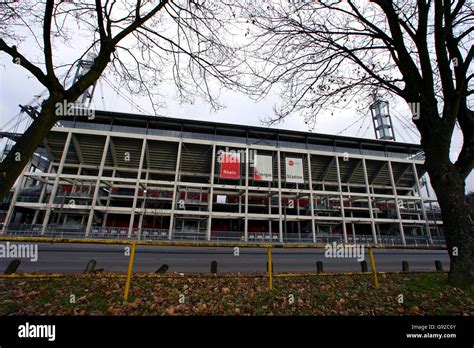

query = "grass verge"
[{"left": 0, "top": 272, "right": 472, "bottom": 315}]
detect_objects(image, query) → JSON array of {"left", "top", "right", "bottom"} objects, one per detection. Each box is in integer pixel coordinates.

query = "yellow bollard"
[
  {"left": 368, "top": 247, "right": 379, "bottom": 288},
  {"left": 267, "top": 246, "right": 273, "bottom": 291},
  {"left": 123, "top": 242, "right": 137, "bottom": 302}
]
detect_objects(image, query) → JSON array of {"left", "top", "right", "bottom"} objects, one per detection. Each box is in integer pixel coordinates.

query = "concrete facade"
[{"left": 1, "top": 110, "right": 444, "bottom": 245}]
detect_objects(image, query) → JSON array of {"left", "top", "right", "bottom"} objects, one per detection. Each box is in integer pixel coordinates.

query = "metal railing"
[
  {"left": 4, "top": 223, "right": 85, "bottom": 238},
  {"left": 211, "top": 231, "right": 245, "bottom": 241},
  {"left": 2, "top": 223, "right": 446, "bottom": 247}
]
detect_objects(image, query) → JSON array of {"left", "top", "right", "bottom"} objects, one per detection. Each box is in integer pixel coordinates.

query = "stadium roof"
[{"left": 58, "top": 109, "right": 424, "bottom": 157}]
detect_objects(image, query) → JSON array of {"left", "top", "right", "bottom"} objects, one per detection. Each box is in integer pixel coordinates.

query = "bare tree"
[
  {"left": 236, "top": 0, "right": 473, "bottom": 284},
  {"left": 0, "top": 0, "right": 241, "bottom": 198}
]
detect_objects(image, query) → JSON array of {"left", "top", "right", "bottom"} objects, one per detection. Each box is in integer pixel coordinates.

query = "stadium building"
[{"left": 1, "top": 110, "right": 444, "bottom": 245}]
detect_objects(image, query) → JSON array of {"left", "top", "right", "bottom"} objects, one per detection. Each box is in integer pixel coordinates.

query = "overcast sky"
[{"left": 0, "top": 2, "right": 472, "bottom": 194}]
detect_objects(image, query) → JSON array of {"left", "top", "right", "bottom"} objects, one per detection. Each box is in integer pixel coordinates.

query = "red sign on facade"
[{"left": 220, "top": 152, "right": 241, "bottom": 179}]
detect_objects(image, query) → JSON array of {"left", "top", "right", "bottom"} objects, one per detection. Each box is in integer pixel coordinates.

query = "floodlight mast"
[
  {"left": 369, "top": 91, "right": 396, "bottom": 141},
  {"left": 72, "top": 52, "right": 98, "bottom": 107}
]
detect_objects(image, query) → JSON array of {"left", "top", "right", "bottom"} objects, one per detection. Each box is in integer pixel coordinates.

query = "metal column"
[
  {"left": 306, "top": 152, "right": 316, "bottom": 243},
  {"left": 1, "top": 160, "right": 31, "bottom": 234},
  {"left": 31, "top": 162, "right": 53, "bottom": 225},
  {"left": 85, "top": 135, "right": 110, "bottom": 236},
  {"left": 41, "top": 131, "right": 73, "bottom": 234},
  {"left": 361, "top": 158, "right": 378, "bottom": 244},
  {"left": 168, "top": 141, "right": 182, "bottom": 239},
  {"left": 277, "top": 150, "right": 283, "bottom": 242},
  {"left": 206, "top": 144, "right": 216, "bottom": 241},
  {"left": 335, "top": 156, "right": 348, "bottom": 243},
  {"left": 102, "top": 168, "right": 115, "bottom": 228},
  {"left": 411, "top": 163, "right": 433, "bottom": 244},
  {"left": 244, "top": 147, "right": 249, "bottom": 242},
  {"left": 387, "top": 160, "right": 406, "bottom": 245},
  {"left": 128, "top": 138, "right": 147, "bottom": 238}
]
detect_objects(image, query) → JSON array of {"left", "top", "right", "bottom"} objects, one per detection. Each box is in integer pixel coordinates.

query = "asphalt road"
[{"left": 0, "top": 243, "right": 450, "bottom": 274}]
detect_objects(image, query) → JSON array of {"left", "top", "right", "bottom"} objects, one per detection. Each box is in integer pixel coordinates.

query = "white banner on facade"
[
  {"left": 285, "top": 157, "right": 304, "bottom": 183},
  {"left": 216, "top": 195, "right": 227, "bottom": 204},
  {"left": 253, "top": 155, "right": 273, "bottom": 181}
]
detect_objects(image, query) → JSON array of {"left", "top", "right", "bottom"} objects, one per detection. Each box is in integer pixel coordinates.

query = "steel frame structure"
[{"left": 1, "top": 111, "right": 444, "bottom": 245}]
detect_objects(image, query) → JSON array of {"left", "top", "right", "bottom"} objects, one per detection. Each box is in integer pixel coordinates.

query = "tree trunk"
[
  {"left": 427, "top": 161, "right": 474, "bottom": 285},
  {"left": 0, "top": 96, "right": 62, "bottom": 200}
]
